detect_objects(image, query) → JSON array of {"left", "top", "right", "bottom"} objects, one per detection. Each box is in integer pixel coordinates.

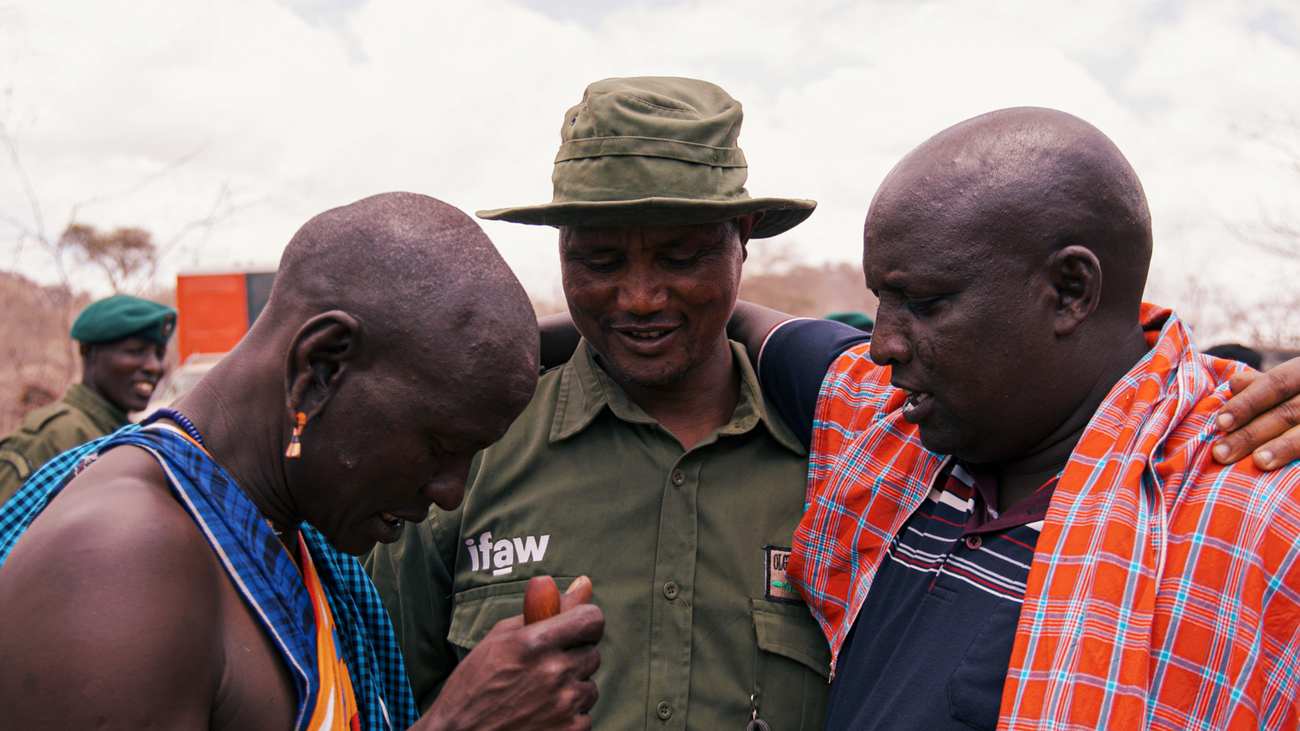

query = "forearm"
[
  {"left": 538, "top": 312, "right": 582, "bottom": 370},
  {"left": 727, "top": 300, "right": 797, "bottom": 371}
]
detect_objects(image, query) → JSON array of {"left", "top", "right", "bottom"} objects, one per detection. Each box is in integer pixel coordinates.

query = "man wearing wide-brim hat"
[
  {"left": 0, "top": 294, "right": 175, "bottom": 504},
  {"left": 369, "top": 77, "right": 834, "bottom": 729}
]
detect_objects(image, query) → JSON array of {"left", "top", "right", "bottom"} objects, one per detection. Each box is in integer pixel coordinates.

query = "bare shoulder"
[
  {"left": 6, "top": 443, "right": 224, "bottom": 592},
  {"left": 0, "top": 444, "right": 227, "bottom": 729}
]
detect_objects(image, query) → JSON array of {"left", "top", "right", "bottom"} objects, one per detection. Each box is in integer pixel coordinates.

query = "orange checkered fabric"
[{"left": 788, "top": 304, "right": 1300, "bottom": 729}]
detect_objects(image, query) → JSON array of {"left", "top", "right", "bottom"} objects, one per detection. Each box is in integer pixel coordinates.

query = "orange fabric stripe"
[{"left": 298, "top": 534, "right": 361, "bottom": 731}]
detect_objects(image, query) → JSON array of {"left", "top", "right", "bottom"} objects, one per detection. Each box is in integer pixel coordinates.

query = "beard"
[{"left": 593, "top": 348, "right": 694, "bottom": 389}]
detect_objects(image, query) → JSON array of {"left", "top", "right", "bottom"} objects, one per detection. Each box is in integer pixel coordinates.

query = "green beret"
[
  {"left": 825, "top": 311, "right": 874, "bottom": 331},
  {"left": 70, "top": 295, "right": 177, "bottom": 344}
]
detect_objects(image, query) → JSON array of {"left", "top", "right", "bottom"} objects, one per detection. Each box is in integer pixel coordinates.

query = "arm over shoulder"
[
  {"left": 0, "top": 450, "right": 225, "bottom": 729},
  {"left": 757, "top": 318, "right": 873, "bottom": 450}
]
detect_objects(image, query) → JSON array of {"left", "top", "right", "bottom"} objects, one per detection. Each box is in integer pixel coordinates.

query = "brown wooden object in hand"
[{"left": 523, "top": 575, "right": 561, "bottom": 624}]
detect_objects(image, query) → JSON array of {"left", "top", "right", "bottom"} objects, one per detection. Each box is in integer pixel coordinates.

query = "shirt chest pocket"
[
  {"left": 447, "top": 578, "right": 580, "bottom": 652},
  {"left": 946, "top": 599, "right": 1021, "bottom": 731},
  {"left": 752, "top": 599, "right": 832, "bottom": 731}
]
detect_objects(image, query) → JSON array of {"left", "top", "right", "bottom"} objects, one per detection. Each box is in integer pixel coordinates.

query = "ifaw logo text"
[{"left": 465, "top": 531, "right": 550, "bottom": 576}]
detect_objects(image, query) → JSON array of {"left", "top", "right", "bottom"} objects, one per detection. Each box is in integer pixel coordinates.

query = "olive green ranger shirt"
[
  {"left": 0, "top": 383, "right": 129, "bottom": 504},
  {"left": 367, "top": 341, "right": 831, "bottom": 731}
]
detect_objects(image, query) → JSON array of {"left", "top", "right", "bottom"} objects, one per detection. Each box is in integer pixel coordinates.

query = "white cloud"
[{"left": 2, "top": 0, "right": 1298, "bottom": 338}]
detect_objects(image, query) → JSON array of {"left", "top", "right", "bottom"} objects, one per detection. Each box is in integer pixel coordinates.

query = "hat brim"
[{"left": 476, "top": 197, "right": 816, "bottom": 239}]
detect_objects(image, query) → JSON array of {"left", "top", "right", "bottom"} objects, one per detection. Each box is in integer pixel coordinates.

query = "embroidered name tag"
[{"left": 764, "top": 545, "right": 803, "bottom": 604}]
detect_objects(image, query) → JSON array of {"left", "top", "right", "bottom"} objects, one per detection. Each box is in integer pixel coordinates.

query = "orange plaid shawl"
[{"left": 788, "top": 304, "right": 1300, "bottom": 730}]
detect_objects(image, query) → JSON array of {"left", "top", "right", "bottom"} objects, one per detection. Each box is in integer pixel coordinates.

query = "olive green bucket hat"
[{"left": 476, "top": 76, "right": 816, "bottom": 238}]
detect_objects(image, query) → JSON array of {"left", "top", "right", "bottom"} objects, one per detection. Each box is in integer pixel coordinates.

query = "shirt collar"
[
  {"left": 63, "top": 382, "right": 130, "bottom": 432},
  {"left": 550, "top": 340, "right": 806, "bottom": 456}
]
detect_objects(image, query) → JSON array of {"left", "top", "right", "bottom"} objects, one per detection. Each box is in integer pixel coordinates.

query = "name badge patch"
[{"left": 764, "top": 545, "right": 803, "bottom": 604}]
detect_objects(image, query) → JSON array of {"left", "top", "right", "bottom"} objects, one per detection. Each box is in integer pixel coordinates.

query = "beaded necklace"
[{"left": 143, "top": 407, "right": 205, "bottom": 446}]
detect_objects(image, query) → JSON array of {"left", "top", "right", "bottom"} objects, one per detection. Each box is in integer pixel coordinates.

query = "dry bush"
[
  {"left": 740, "top": 261, "right": 878, "bottom": 319},
  {"left": 0, "top": 272, "right": 89, "bottom": 435},
  {"left": 1153, "top": 272, "right": 1300, "bottom": 352}
]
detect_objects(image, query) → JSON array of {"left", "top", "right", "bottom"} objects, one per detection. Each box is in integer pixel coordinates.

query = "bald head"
[
  {"left": 264, "top": 192, "right": 538, "bottom": 367},
  {"left": 196, "top": 193, "right": 545, "bottom": 553},
  {"left": 870, "top": 107, "right": 1152, "bottom": 317},
  {"left": 863, "top": 109, "right": 1157, "bottom": 466}
]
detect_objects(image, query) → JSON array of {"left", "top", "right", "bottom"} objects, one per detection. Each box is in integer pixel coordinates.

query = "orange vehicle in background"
[
  {"left": 146, "top": 270, "right": 276, "bottom": 414},
  {"left": 175, "top": 270, "right": 277, "bottom": 362}
]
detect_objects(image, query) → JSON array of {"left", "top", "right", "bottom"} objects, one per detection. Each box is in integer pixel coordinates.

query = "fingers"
[
  {"left": 560, "top": 575, "right": 592, "bottom": 611},
  {"left": 426, "top": 604, "right": 602, "bottom": 731},
  {"left": 1213, "top": 411, "right": 1300, "bottom": 468},
  {"left": 569, "top": 678, "right": 599, "bottom": 716},
  {"left": 1215, "top": 359, "right": 1300, "bottom": 470},
  {"left": 1216, "top": 422, "right": 1300, "bottom": 471},
  {"left": 1252, "top": 424, "right": 1300, "bottom": 470},
  {"left": 572, "top": 642, "right": 601, "bottom": 681},
  {"left": 1217, "top": 359, "right": 1300, "bottom": 433},
  {"left": 1226, "top": 368, "right": 1261, "bottom": 396},
  {"left": 526, "top": 602, "right": 605, "bottom": 649}
]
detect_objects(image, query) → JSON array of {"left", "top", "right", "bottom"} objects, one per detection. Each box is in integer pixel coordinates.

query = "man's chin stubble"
[{"left": 598, "top": 354, "right": 692, "bottom": 390}]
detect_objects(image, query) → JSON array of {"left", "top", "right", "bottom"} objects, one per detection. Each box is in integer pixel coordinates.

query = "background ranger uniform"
[{"left": 0, "top": 294, "right": 175, "bottom": 503}]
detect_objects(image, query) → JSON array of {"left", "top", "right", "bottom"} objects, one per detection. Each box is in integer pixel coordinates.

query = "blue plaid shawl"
[{"left": 0, "top": 425, "right": 418, "bottom": 731}]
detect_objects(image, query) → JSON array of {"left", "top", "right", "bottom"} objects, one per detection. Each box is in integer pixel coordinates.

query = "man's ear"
[
  {"left": 735, "top": 212, "right": 764, "bottom": 246},
  {"left": 1048, "top": 245, "right": 1102, "bottom": 337},
  {"left": 284, "top": 311, "right": 363, "bottom": 423},
  {"left": 736, "top": 212, "right": 764, "bottom": 264}
]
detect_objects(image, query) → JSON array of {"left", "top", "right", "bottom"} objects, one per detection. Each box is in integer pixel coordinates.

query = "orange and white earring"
[{"left": 285, "top": 412, "right": 306, "bottom": 458}]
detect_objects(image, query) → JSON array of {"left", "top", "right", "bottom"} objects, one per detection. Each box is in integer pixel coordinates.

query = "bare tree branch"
[
  {"left": 76, "top": 143, "right": 209, "bottom": 210},
  {"left": 0, "top": 120, "right": 47, "bottom": 246}
]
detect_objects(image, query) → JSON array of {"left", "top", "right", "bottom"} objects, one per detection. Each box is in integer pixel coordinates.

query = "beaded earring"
[{"left": 285, "top": 412, "right": 306, "bottom": 458}]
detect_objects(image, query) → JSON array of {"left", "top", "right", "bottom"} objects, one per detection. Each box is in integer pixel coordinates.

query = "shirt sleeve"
[{"left": 757, "top": 319, "right": 871, "bottom": 450}]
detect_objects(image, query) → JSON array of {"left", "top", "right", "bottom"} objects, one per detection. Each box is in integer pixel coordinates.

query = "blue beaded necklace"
[{"left": 143, "top": 408, "right": 206, "bottom": 447}]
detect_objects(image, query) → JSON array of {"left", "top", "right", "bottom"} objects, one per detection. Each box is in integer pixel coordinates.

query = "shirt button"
[
  {"left": 656, "top": 701, "right": 672, "bottom": 719},
  {"left": 965, "top": 535, "right": 982, "bottom": 550},
  {"left": 671, "top": 469, "right": 686, "bottom": 486},
  {"left": 663, "top": 581, "right": 679, "bottom": 600}
]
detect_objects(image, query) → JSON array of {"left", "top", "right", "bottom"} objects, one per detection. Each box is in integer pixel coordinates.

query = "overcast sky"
[{"left": 3, "top": 0, "right": 1299, "bottom": 336}]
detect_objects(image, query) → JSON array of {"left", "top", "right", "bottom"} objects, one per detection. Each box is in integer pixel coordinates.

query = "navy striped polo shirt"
[{"left": 757, "top": 318, "right": 1055, "bottom": 731}]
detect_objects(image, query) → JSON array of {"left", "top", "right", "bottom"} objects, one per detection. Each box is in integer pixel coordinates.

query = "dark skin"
[
  {"left": 862, "top": 107, "right": 1300, "bottom": 510},
  {"left": 0, "top": 194, "right": 605, "bottom": 731},
  {"left": 559, "top": 213, "right": 761, "bottom": 449},
  {"left": 863, "top": 228, "right": 1148, "bottom": 510},
  {"left": 1213, "top": 365, "right": 1300, "bottom": 470},
  {"left": 80, "top": 336, "right": 166, "bottom": 412},
  {"left": 718, "top": 108, "right": 1300, "bottom": 509},
  {"left": 547, "top": 294, "right": 1300, "bottom": 479},
  {"left": 550, "top": 300, "right": 1300, "bottom": 482}
]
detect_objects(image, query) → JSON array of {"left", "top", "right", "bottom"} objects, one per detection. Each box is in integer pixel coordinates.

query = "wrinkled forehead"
[
  {"left": 862, "top": 196, "right": 1048, "bottom": 300},
  {"left": 864, "top": 154, "right": 1051, "bottom": 269}
]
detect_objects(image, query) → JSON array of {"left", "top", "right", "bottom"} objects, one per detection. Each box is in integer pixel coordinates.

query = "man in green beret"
[
  {"left": 0, "top": 294, "right": 176, "bottom": 503},
  {"left": 369, "top": 77, "right": 831, "bottom": 730}
]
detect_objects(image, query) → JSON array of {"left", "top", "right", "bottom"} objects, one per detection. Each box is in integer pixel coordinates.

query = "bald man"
[
  {"left": 732, "top": 109, "right": 1300, "bottom": 729},
  {"left": 0, "top": 193, "right": 603, "bottom": 731}
]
